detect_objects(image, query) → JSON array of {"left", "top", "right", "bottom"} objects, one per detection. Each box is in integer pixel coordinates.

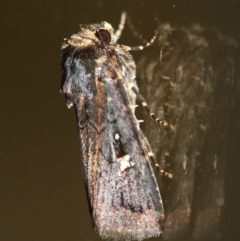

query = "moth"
[{"left": 60, "top": 12, "right": 169, "bottom": 241}]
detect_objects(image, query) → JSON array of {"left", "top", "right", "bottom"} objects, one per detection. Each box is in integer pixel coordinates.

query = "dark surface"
[
  {"left": 138, "top": 24, "right": 239, "bottom": 240},
  {"left": 1, "top": 1, "right": 240, "bottom": 241}
]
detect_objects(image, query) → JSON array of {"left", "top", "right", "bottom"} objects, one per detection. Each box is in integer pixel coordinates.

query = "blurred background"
[{"left": 1, "top": 0, "right": 240, "bottom": 241}]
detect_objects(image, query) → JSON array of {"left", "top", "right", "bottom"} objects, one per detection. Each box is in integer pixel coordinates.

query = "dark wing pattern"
[{"left": 61, "top": 21, "right": 164, "bottom": 241}]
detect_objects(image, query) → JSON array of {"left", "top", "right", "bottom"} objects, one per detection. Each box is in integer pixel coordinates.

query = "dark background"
[{"left": 1, "top": 1, "right": 240, "bottom": 241}]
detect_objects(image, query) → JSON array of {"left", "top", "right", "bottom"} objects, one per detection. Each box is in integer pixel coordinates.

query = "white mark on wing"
[
  {"left": 115, "top": 133, "right": 120, "bottom": 140},
  {"left": 117, "top": 154, "right": 135, "bottom": 172}
]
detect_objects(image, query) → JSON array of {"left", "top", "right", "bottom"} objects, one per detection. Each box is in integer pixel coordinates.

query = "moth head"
[{"left": 61, "top": 21, "right": 117, "bottom": 50}]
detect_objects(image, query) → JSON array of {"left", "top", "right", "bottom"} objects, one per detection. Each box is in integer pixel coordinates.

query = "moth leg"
[{"left": 132, "top": 86, "right": 169, "bottom": 127}]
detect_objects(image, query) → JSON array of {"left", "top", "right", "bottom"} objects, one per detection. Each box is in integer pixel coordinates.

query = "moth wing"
[{"left": 84, "top": 73, "right": 164, "bottom": 241}]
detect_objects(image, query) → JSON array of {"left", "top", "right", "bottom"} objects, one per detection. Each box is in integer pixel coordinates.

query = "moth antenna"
[
  {"left": 148, "top": 152, "right": 173, "bottom": 178},
  {"left": 125, "top": 13, "right": 148, "bottom": 44},
  {"left": 116, "top": 31, "right": 158, "bottom": 51},
  {"left": 131, "top": 86, "right": 169, "bottom": 127},
  {"left": 115, "top": 12, "right": 127, "bottom": 40}
]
